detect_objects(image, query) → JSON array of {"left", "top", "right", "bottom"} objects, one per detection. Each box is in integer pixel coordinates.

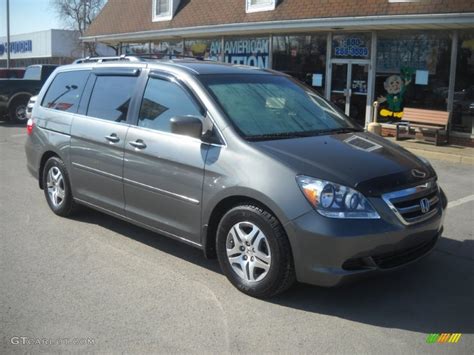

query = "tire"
[
  {"left": 42, "top": 157, "right": 76, "bottom": 217},
  {"left": 9, "top": 96, "right": 30, "bottom": 124},
  {"left": 216, "top": 203, "right": 295, "bottom": 298}
]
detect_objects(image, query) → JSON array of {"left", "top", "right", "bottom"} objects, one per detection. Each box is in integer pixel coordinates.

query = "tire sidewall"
[
  {"left": 42, "top": 157, "right": 73, "bottom": 216},
  {"left": 216, "top": 206, "right": 286, "bottom": 297}
]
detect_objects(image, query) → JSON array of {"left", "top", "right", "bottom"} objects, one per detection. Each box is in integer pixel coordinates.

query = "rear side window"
[
  {"left": 41, "top": 70, "right": 89, "bottom": 112},
  {"left": 87, "top": 75, "right": 138, "bottom": 122},
  {"left": 138, "top": 77, "right": 202, "bottom": 132},
  {"left": 23, "top": 66, "right": 41, "bottom": 80}
]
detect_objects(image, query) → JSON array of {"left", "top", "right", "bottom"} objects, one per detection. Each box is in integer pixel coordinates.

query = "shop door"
[{"left": 330, "top": 62, "right": 369, "bottom": 124}]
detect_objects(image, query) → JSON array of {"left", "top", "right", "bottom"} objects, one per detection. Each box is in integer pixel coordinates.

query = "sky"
[{"left": 0, "top": 0, "right": 63, "bottom": 37}]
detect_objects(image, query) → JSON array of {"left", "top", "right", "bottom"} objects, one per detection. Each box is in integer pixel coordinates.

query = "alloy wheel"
[
  {"left": 226, "top": 221, "right": 271, "bottom": 282},
  {"left": 46, "top": 166, "right": 65, "bottom": 208}
]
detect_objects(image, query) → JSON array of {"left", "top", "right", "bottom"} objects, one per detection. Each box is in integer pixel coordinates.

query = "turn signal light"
[{"left": 27, "top": 118, "right": 34, "bottom": 135}]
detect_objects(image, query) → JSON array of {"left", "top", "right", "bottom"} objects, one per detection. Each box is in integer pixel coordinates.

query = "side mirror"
[{"left": 170, "top": 115, "right": 203, "bottom": 139}]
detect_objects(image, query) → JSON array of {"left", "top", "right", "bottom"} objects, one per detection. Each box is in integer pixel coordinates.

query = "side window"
[
  {"left": 138, "top": 77, "right": 202, "bottom": 132},
  {"left": 87, "top": 75, "right": 138, "bottom": 122},
  {"left": 41, "top": 70, "right": 89, "bottom": 112}
]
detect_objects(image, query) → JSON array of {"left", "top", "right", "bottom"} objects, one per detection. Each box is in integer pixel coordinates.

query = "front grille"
[
  {"left": 372, "top": 236, "right": 438, "bottom": 269},
  {"left": 382, "top": 181, "right": 440, "bottom": 225}
]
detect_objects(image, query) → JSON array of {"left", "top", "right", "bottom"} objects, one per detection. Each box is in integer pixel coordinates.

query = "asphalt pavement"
[{"left": 1, "top": 122, "right": 473, "bottom": 354}]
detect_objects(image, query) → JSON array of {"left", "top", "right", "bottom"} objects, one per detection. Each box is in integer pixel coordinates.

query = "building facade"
[
  {"left": 83, "top": 0, "right": 474, "bottom": 143},
  {"left": 0, "top": 29, "right": 115, "bottom": 69},
  {"left": 0, "top": 30, "right": 83, "bottom": 67}
]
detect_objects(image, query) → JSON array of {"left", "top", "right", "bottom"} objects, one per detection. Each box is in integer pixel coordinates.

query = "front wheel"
[
  {"left": 42, "top": 157, "right": 76, "bottom": 217},
  {"left": 216, "top": 204, "right": 295, "bottom": 298}
]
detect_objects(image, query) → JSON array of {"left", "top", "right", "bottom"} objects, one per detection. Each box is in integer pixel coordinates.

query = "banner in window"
[{"left": 223, "top": 37, "right": 270, "bottom": 68}]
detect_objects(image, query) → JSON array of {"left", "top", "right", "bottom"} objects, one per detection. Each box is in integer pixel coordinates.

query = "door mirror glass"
[{"left": 170, "top": 115, "right": 203, "bottom": 139}]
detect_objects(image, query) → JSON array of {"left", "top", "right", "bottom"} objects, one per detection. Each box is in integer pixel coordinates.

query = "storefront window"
[
  {"left": 375, "top": 31, "right": 451, "bottom": 122},
  {"left": 223, "top": 37, "right": 270, "bottom": 68},
  {"left": 332, "top": 33, "right": 371, "bottom": 60},
  {"left": 272, "top": 35, "right": 327, "bottom": 94},
  {"left": 184, "top": 39, "right": 222, "bottom": 61},
  {"left": 453, "top": 30, "right": 474, "bottom": 134},
  {"left": 121, "top": 42, "right": 150, "bottom": 56},
  {"left": 151, "top": 40, "right": 183, "bottom": 58}
]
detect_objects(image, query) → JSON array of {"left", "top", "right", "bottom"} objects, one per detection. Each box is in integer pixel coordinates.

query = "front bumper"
[{"left": 285, "top": 188, "right": 447, "bottom": 287}]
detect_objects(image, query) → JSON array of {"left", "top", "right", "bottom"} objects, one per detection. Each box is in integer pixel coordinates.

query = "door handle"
[
  {"left": 129, "top": 139, "right": 147, "bottom": 149},
  {"left": 105, "top": 134, "right": 120, "bottom": 143}
]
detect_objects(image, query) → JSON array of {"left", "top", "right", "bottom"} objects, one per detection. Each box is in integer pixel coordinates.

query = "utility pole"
[
  {"left": 6, "top": 0, "right": 11, "bottom": 68},
  {"left": 82, "top": 0, "right": 87, "bottom": 57}
]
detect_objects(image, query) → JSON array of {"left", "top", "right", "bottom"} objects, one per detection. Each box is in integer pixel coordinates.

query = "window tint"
[
  {"left": 138, "top": 77, "right": 202, "bottom": 132},
  {"left": 41, "top": 70, "right": 89, "bottom": 112},
  {"left": 87, "top": 75, "right": 138, "bottom": 122}
]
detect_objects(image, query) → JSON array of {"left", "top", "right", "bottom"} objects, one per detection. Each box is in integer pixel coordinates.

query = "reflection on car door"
[
  {"left": 123, "top": 74, "right": 208, "bottom": 245},
  {"left": 70, "top": 68, "right": 140, "bottom": 214}
]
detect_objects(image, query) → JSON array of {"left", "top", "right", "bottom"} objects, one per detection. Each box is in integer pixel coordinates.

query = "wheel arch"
[
  {"left": 202, "top": 194, "right": 288, "bottom": 259},
  {"left": 8, "top": 91, "right": 32, "bottom": 108},
  {"left": 38, "top": 151, "right": 62, "bottom": 189}
]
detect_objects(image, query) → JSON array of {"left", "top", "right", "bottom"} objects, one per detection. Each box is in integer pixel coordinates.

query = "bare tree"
[{"left": 51, "top": 0, "right": 112, "bottom": 56}]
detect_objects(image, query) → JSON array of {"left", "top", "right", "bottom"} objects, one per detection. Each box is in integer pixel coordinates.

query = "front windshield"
[{"left": 200, "top": 74, "right": 359, "bottom": 140}]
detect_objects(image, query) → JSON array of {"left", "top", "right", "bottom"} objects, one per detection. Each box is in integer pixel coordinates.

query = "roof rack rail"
[
  {"left": 73, "top": 53, "right": 213, "bottom": 65},
  {"left": 137, "top": 54, "right": 207, "bottom": 61},
  {"left": 73, "top": 54, "right": 143, "bottom": 64}
]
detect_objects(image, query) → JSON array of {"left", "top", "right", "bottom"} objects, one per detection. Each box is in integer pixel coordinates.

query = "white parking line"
[
  {"left": 448, "top": 195, "right": 474, "bottom": 209},
  {"left": 10, "top": 133, "right": 27, "bottom": 137}
]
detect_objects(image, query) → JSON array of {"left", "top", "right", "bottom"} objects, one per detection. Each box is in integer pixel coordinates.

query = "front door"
[
  {"left": 123, "top": 73, "right": 208, "bottom": 245},
  {"left": 330, "top": 61, "right": 369, "bottom": 125}
]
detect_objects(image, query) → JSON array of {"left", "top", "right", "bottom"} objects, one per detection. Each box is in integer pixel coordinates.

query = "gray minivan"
[{"left": 25, "top": 57, "right": 447, "bottom": 298}]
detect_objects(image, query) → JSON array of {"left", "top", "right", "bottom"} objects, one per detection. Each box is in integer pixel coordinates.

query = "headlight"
[{"left": 296, "top": 175, "right": 380, "bottom": 219}]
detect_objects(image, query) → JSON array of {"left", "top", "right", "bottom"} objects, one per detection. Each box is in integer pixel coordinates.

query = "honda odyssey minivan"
[{"left": 25, "top": 57, "right": 447, "bottom": 298}]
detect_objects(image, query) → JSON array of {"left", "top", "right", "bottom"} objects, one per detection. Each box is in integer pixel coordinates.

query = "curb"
[{"left": 404, "top": 147, "right": 474, "bottom": 166}]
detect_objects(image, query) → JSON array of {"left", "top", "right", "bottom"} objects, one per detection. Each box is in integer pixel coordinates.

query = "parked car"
[
  {"left": 0, "top": 64, "right": 57, "bottom": 123},
  {"left": 25, "top": 57, "right": 447, "bottom": 298}
]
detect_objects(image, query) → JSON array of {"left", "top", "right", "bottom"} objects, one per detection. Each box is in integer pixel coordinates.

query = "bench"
[{"left": 396, "top": 107, "right": 450, "bottom": 146}]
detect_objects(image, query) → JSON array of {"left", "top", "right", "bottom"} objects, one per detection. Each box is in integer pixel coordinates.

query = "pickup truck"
[{"left": 0, "top": 64, "right": 57, "bottom": 123}]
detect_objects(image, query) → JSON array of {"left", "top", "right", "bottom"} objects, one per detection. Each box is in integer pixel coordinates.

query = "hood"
[{"left": 252, "top": 132, "right": 436, "bottom": 196}]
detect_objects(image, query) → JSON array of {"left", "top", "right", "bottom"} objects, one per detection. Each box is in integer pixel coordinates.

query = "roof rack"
[
  {"left": 73, "top": 54, "right": 209, "bottom": 64},
  {"left": 138, "top": 54, "right": 206, "bottom": 61},
  {"left": 73, "top": 54, "right": 141, "bottom": 64}
]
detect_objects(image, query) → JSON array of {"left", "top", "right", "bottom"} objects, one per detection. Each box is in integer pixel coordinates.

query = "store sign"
[
  {"left": 223, "top": 38, "right": 269, "bottom": 68},
  {"left": 0, "top": 40, "right": 33, "bottom": 56},
  {"left": 333, "top": 36, "right": 369, "bottom": 58}
]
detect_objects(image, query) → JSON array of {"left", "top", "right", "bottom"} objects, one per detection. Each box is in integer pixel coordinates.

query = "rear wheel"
[
  {"left": 9, "top": 96, "right": 30, "bottom": 124},
  {"left": 216, "top": 204, "right": 295, "bottom": 298},
  {"left": 42, "top": 157, "right": 76, "bottom": 217}
]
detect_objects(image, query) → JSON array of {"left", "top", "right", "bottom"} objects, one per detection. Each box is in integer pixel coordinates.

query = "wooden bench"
[{"left": 396, "top": 107, "right": 450, "bottom": 146}]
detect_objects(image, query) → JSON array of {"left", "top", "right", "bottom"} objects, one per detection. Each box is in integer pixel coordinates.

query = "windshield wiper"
[
  {"left": 246, "top": 127, "right": 362, "bottom": 141},
  {"left": 246, "top": 132, "right": 313, "bottom": 141},
  {"left": 315, "top": 127, "right": 362, "bottom": 135}
]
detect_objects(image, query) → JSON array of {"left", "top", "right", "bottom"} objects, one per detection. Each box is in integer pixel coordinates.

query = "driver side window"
[{"left": 138, "top": 77, "right": 202, "bottom": 132}]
